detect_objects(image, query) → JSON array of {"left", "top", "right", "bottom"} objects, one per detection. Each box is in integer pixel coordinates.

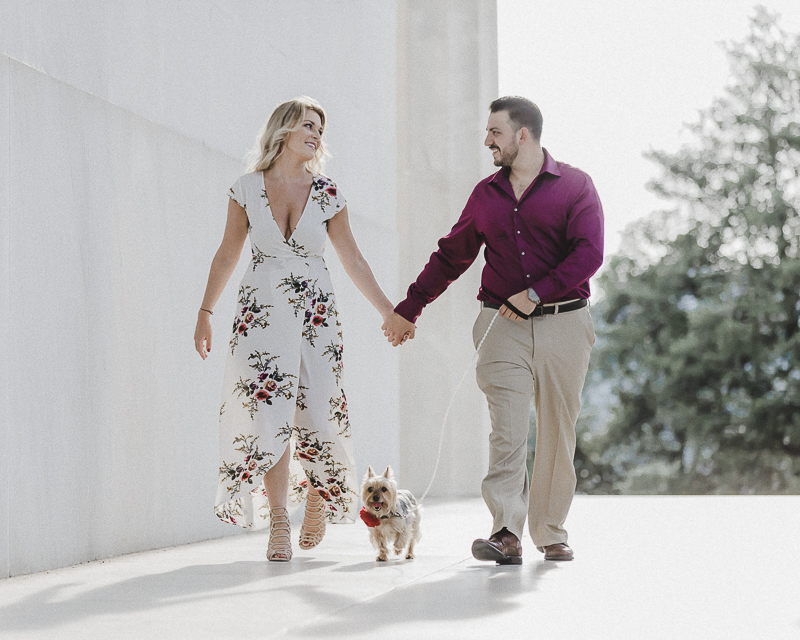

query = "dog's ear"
[
  {"left": 366, "top": 466, "right": 375, "bottom": 478},
  {"left": 383, "top": 466, "right": 393, "bottom": 479}
]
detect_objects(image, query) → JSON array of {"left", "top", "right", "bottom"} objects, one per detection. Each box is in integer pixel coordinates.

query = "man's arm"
[
  {"left": 394, "top": 200, "right": 484, "bottom": 324},
  {"left": 528, "top": 175, "right": 604, "bottom": 301}
]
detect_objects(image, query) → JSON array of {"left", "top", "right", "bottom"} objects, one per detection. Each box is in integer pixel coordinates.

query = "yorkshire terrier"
[{"left": 360, "top": 466, "right": 422, "bottom": 561}]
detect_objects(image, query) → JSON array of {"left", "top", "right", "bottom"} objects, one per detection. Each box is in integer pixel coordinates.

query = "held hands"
[
  {"left": 194, "top": 312, "right": 213, "bottom": 360},
  {"left": 499, "top": 290, "right": 537, "bottom": 322},
  {"left": 382, "top": 313, "right": 416, "bottom": 347}
]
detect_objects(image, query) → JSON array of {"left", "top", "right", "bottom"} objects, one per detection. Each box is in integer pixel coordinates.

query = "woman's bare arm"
[
  {"left": 326, "top": 205, "right": 396, "bottom": 323},
  {"left": 194, "top": 199, "right": 249, "bottom": 359}
]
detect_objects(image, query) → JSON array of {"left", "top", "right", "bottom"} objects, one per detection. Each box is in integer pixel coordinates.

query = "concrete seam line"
[
  {"left": 2, "top": 53, "right": 242, "bottom": 164},
  {"left": 4, "top": 52, "right": 10, "bottom": 579}
]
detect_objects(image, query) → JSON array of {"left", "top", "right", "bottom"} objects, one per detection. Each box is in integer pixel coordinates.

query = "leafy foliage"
[{"left": 577, "top": 8, "right": 800, "bottom": 494}]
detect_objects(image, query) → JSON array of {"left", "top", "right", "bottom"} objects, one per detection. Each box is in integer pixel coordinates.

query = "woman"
[{"left": 194, "top": 96, "right": 395, "bottom": 561}]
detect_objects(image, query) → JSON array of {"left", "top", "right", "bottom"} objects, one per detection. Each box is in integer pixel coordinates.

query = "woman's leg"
[
  {"left": 262, "top": 444, "right": 291, "bottom": 507},
  {"left": 263, "top": 445, "right": 293, "bottom": 562}
]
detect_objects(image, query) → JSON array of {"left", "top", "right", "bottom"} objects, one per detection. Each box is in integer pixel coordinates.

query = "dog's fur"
[{"left": 361, "top": 466, "right": 422, "bottom": 561}]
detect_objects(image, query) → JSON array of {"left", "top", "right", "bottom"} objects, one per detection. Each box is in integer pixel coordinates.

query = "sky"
[{"left": 497, "top": 0, "right": 800, "bottom": 262}]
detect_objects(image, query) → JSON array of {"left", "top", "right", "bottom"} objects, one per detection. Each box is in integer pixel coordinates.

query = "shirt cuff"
[
  {"left": 529, "top": 278, "right": 556, "bottom": 303},
  {"left": 394, "top": 299, "right": 422, "bottom": 324}
]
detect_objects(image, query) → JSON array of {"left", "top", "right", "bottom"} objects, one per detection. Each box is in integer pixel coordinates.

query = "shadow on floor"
[
  {"left": 0, "top": 558, "right": 338, "bottom": 633},
  {"left": 287, "top": 559, "right": 562, "bottom": 636}
]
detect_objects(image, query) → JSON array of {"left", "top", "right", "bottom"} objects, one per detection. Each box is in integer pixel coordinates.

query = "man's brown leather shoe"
[
  {"left": 471, "top": 527, "right": 522, "bottom": 565},
  {"left": 543, "top": 543, "right": 573, "bottom": 561}
]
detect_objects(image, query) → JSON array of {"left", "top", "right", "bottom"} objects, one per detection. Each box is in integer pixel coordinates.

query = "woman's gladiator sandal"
[
  {"left": 299, "top": 490, "right": 327, "bottom": 549},
  {"left": 266, "top": 506, "right": 292, "bottom": 562}
]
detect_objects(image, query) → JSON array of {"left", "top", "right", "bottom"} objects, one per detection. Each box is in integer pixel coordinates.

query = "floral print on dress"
[
  {"left": 284, "top": 238, "right": 310, "bottom": 258},
  {"left": 230, "top": 286, "right": 272, "bottom": 355},
  {"left": 329, "top": 393, "right": 350, "bottom": 437},
  {"left": 293, "top": 424, "right": 354, "bottom": 517},
  {"left": 277, "top": 275, "right": 339, "bottom": 347},
  {"left": 215, "top": 172, "right": 355, "bottom": 531},
  {"left": 295, "top": 385, "right": 308, "bottom": 411},
  {"left": 303, "top": 295, "right": 338, "bottom": 347},
  {"left": 251, "top": 243, "right": 274, "bottom": 270},
  {"left": 278, "top": 273, "right": 314, "bottom": 317},
  {"left": 234, "top": 351, "right": 296, "bottom": 419},
  {"left": 229, "top": 187, "right": 246, "bottom": 210},
  {"left": 323, "top": 337, "right": 344, "bottom": 385},
  {"left": 215, "top": 500, "right": 244, "bottom": 526},
  {"left": 310, "top": 175, "right": 341, "bottom": 216},
  {"left": 219, "top": 434, "right": 276, "bottom": 495}
]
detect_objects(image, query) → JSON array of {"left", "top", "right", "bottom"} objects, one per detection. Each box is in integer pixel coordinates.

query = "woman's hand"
[
  {"left": 382, "top": 313, "right": 416, "bottom": 346},
  {"left": 194, "top": 311, "right": 213, "bottom": 359}
]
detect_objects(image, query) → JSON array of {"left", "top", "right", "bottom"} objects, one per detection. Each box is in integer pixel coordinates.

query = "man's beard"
[{"left": 492, "top": 143, "right": 519, "bottom": 168}]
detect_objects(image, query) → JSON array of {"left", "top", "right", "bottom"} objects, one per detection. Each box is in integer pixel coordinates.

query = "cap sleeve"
[
  {"left": 228, "top": 176, "right": 246, "bottom": 210},
  {"left": 315, "top": 176, "right": 346, "bottom": 220},
  {"left": 332, "top": 183, "right": 346, "bottom": 215}
]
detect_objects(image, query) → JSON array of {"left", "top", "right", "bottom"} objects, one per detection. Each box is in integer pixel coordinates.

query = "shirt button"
[
  {"left": 514, "top": 208, "right": 518, "bottom": 212},
  {"left": 526, "top": 274, "right": 530, "bottom": 278},
  {"left": 521, "top": 252, "right": 525, "bottom": 256},
  {"left": 517, "top": 231, "right": 520, "bottom": 234}
]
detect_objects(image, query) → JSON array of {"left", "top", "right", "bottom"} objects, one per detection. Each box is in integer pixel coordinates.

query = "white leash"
[{"left": 418, "top": 310, "right": 501, "bottom": 503}]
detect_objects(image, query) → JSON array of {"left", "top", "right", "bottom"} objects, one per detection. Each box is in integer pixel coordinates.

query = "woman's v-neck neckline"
[{"left": 261, "top": 171, "right": 317, "bottom": 242}]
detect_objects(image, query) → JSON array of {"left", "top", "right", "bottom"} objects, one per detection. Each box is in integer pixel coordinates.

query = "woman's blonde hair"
[{"left": 247, "top": 96, "right": 329, "bottom": 174}]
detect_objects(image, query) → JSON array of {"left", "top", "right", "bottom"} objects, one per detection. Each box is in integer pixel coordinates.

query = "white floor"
[{"left": 1, "top": 496, "right": 799, "bottom": 640}]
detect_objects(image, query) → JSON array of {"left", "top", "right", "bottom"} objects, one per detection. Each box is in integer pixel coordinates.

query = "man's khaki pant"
[{"left": 473, "top": 304, "right": 595, "bottom": 549}]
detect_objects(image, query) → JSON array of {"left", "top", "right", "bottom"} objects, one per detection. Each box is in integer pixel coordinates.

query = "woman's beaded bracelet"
[{"left": 200, "top": 308, "right": 214, "bottom": 315}]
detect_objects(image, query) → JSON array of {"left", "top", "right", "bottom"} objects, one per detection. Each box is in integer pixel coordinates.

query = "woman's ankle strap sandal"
[
  {"left": 267, "top": 506, "right": 292, "bottom": 562},
  {"left": 299, "top": 491, "right": 327, "bottom": 550}
]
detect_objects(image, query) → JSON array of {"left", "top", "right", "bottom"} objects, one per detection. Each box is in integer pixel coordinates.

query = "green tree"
[{"left": 578, "top": 7, "right": 800, "bottom": 494}]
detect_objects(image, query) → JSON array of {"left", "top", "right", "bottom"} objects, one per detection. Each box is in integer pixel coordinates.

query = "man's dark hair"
[{"left": 489, "top": 96, "right": 543, "bottom": 141}]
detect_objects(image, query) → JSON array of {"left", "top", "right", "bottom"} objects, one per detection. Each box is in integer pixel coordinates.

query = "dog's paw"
[
  {"left": 405, "top": 552, "right": 415, "bottom": 560},
  {"left": 376, "top": 554, "right": 388, "bottom": 562}
]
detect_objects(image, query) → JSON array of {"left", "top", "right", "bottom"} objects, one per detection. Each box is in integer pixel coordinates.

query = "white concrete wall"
[
  {"left": 0, "top": 0, "right": 401, "bottom": 578},
  {"left": 0, "top": 0, "right": 497, "bottom": 577},
  {"left": 396, "top": 0, "right": 498, "bottom": 497}
]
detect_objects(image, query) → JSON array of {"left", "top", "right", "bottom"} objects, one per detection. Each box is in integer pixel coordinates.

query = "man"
[{"left": 383, "top": 96, "right": 603, "bottom": 564}]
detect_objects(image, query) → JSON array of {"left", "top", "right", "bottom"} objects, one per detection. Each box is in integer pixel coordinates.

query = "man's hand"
[
  {"left": 382, "top": 313, "right": 416, "bottom": 347},
  {"left": 499, "top": 290, "right": 536, "bottom": 322}
]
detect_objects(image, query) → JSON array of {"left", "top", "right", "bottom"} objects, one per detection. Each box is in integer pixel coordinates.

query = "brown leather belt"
[{"left": 482, "top": 298, "right": 588, "bottom": 317}]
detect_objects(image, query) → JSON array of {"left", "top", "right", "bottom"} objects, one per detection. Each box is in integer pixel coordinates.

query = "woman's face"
[{"left": 285, "top": 109, "right": 323, "bottom": 163}]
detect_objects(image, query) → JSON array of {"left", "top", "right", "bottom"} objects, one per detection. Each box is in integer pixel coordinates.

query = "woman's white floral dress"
[{"left": 214, "top": 171, "right": 356, "bottom": 529}]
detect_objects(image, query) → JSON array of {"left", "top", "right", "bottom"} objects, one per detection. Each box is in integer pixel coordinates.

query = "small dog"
[{"left": 360, "top": 466, "right": 422, "bottom": 561}]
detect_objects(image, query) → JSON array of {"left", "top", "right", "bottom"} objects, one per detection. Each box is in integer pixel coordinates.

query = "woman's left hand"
[{"left": 194, "top": 312, "right": 213, "bottom": 360}]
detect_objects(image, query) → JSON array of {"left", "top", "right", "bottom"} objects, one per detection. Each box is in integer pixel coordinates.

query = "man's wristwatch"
[{"left": 527, "top": 288, "right": 541, "bottom": 305}]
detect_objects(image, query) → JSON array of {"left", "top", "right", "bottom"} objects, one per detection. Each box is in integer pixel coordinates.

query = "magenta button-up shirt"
[{"left": 395, "top": 150, "right": 604, "bottom": 323}]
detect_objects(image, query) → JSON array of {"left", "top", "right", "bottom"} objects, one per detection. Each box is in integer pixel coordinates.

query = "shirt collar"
[
  {"left": 541, "top": 148, "right": 560, "bottom": 177},
  {"left": 489, "top": 147, "right": 560, "bottom": 195}
]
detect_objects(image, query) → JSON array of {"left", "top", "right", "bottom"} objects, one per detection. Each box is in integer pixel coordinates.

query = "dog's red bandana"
[{"left": 359, "top": 507, "right": 381, "bottom": 528}]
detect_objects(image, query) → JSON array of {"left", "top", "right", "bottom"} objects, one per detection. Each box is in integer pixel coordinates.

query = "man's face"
[{"left": 484, "top": 110, "right": 519, "bottom": 168}]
